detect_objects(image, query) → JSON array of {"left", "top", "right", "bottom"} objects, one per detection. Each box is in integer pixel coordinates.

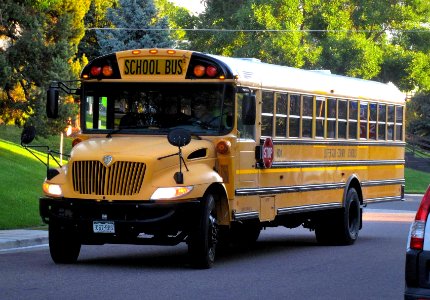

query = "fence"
[{"left": 405, "top": 134, "right": 430, "bottom": 172}]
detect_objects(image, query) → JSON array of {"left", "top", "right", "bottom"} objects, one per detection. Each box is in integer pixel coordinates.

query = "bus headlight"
[
  {"left": 150, "top": 186, "right": 193, "bottom": 200},
  {"left": 43, "top": 182, "right": 63, "bottom": 197}
]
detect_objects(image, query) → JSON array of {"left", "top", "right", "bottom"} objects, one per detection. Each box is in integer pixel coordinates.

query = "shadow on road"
[{"left": 74, "top": 228, "right": 324, "bottom": 269}]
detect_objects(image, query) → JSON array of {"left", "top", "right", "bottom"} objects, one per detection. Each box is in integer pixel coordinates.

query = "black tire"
[
  {"left": 315, "top": 187, "right": 361, "bottom": 245},
  {"left": 49, "top": 223, "right": 81, "bottom": 264},
  {"left": 188, "top": 193, "right": 218, "bottom": 269}
]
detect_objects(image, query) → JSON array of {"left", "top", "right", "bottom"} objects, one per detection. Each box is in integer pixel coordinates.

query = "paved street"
[{"left": 0, "top": 195, "right": 421, "bottom": 299}]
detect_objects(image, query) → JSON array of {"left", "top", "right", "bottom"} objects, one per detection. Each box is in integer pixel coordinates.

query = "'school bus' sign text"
[{"left": 123, "top": 58, "right": 185, "bottom": 76}]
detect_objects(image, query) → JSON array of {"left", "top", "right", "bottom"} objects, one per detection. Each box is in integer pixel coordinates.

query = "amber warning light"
[{"left": 216, "top": 140, "right": 231, "bottom": 155}]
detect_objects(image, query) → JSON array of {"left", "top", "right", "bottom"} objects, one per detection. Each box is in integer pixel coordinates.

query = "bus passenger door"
[{"left": 236, "top": 91, "right": 258, "bottom": 188}]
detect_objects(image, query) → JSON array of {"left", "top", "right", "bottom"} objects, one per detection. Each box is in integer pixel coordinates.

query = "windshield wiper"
[{"left": 106, "top": 128, "right": 124, "bottom": 138}]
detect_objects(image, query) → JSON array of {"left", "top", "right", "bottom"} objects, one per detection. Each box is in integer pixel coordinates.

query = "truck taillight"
[{"left": 410, "top": 185, "right": 430, "bottom": 250}]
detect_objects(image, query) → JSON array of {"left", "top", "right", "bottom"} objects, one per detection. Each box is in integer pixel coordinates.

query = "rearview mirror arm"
[
  {"left": 174, "top": 146, "right": 189, "bottom": 184},
  {"left": 49, "top": 80, "right": 81, "bottom": 95},
  {"left": 21, "top": 143, "right": 68, "bottom": 179}
]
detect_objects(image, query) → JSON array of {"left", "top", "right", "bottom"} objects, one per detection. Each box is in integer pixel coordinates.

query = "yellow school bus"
[{"left": 34, "top": 48, "right": 405, "bottom": 268}]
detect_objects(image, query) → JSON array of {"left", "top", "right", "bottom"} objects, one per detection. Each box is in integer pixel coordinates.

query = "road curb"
[{"left": 0, "top": 230, "right": 48, "bottom": 251}]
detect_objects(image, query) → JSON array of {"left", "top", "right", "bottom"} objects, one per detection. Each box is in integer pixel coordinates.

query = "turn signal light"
[
  {"left": 216, "top": 140, "right": 231, "bottom": 155},
  {"left": 72, "top": 138, "right": 83, "bottom": 147}
]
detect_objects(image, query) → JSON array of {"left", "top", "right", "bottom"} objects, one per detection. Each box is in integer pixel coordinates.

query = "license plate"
[{"left": 93, "top": 221, "right": 115, "bottom": 233}]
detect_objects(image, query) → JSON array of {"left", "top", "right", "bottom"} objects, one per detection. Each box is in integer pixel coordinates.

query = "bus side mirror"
[
  {"left": 47, "top": 87, "right": 59, "bottom": 119},
  {"left": 21, "top": 126, "right": 36, "bottom": 145},
  {"left": 242, "top": 94, "right": 256, "bottom": 125},
  {"left": 167, "top": 128, "right": 191, "bottom": 184},
  {"left": 167, "top": 128, "right": 191, "bottom": 148}
]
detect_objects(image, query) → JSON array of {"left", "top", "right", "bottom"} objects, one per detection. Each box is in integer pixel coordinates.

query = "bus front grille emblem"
[{"left": 103, "top": 155, "right": 113, "bottom": 167}]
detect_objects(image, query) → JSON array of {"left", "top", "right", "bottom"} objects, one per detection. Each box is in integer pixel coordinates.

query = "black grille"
[{"left": 72, "top": 160, "right": 145, "bottom": 196}]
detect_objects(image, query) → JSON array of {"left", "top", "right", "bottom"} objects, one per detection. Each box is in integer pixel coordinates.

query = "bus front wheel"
[
  {"left": 49, "top": 223, "right": 81, "bottom": 264},
  {"left": 188, "top": 193, "right": 218, "bottom": 269},
  {"left": 315, "top": 187, "right": 360, "bottom": 245}
]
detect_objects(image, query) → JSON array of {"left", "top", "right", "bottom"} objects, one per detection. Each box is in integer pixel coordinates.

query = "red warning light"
[{"left": 206, "top": 65, "right": 218, "bottom": 77}]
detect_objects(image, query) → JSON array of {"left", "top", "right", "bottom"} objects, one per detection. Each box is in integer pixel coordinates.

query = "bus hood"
[{"left": 70, "top": 136, "right": 216, "bottom": 165}]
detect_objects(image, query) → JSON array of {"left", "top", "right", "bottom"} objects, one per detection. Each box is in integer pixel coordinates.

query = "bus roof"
[
  {"left": 81, "top": 49, "right": 405, "bottom": 104},
  {"left": 208, "top": 53, "right": 405, "bottom": 104}
]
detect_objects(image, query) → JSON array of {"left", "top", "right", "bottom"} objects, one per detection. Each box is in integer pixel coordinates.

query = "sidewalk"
[{"left": 0, "top": 229, "right": 48, "bottom": 251}]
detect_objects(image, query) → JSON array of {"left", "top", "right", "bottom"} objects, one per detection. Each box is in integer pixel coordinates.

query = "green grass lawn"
[
  {"left": 0, "top": 125, "right": 73, "bottom": 229},
  {"left": 0, "top": 139, "right": 47, "bottom": 229},
  {"left": 405, "top": 168, "right": 430, "bottom": 194},
  {"left": 0, "top": 124, "right": 73, "bottom": 155}
]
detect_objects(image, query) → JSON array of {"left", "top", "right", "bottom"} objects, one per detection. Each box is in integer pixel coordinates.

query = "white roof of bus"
[{"left": 209, "top": 54, "right": 405, "bottom": 104}]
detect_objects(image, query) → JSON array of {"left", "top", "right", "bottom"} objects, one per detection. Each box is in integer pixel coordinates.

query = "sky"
[{"left": 169, "top": 0, "right": 205, "bottom": 14}]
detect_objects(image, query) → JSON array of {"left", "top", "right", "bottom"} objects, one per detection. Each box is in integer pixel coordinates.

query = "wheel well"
[
  {"left": 205, "top": 183, "right": 230, "bottom": 225},
  {"left": 346, "top": 177, "right": 363, "bottom": 206}
]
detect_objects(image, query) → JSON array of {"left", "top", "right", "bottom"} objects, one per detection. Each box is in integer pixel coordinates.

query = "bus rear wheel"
[
  {"left": 315, "top": 187, "right": 360, "bottom": 245},
  {"left": 188, "top": 193, "right": 218, "bottom": 269},
  {"left": 49, "top": 223, "right": 81, "bottom": 264}
]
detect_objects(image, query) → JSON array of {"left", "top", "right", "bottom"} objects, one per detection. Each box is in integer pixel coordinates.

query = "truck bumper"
[{"left": 39, "top": 197, "right": 201, "bottom": 246}]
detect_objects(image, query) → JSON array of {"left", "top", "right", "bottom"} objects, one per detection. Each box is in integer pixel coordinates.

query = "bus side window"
[
  {"left": 338, "top": 100, "right": 347, "bottom": 139},
  {"left": 369, "top": 103, "right": 377, "bottom": 140},
  {"left": 387, "top": 105, "right": 395, "bottom": 140},
  {"left": 261, "top": 91, "right": 274, "bottom": 137},
  {"left": 349, "top": 100, "right": 358, "bottom": 139},
  {"left": 395, "top": 106, "right": 403, "bottom": 141},
  {"left": 237, "top": 93, "right": 255, "bottom": 140},
  {"left": 378, "top": 103, "right": 386, "bottom": 140},
  {"left": 289, "top": 94, "right": 300, "bottom": 138},
  {"left": 275, "top": 93, "right": 288, "bottom": 137},
  {"left": 302, "top": 95, "right": 313, "bottom": 138},
  {"left": 316, "top": 97, "right": 326, "bottom": 138},
  {"left": 360, "top": 102, "right": 368, "bottom": 139}
]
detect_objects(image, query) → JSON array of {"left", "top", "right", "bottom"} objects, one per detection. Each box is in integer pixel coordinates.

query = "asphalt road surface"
[{"left": 0, "top": 196, "right": 421, "bottom": 300}]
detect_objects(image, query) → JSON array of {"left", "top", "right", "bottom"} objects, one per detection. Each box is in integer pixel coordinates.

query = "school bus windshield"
[{"left": 83, "top": 82, "right": 234, "bottom": 135}]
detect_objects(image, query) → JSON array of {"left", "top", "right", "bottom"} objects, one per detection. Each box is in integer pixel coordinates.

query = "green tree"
[
  {"left": 190, "top": 0, "right": 322, "bottom": 68},
  {"left": 96, "top": 0, "right": 173, "bottom": 55},
  {"left": 78, "top": 0, "right": 117, "bottom": 60},
  {"left": 193, "top": 0, "right": 430, "bottom": 83},
  {"left": 155, "top": 0, "right": 197, "bottom": 49},
  {"left": 407, "top": 93, "right": 430, "bottom": 136},
  {"left": 0, "top": 0, "right": 90, "bottom": 135}
]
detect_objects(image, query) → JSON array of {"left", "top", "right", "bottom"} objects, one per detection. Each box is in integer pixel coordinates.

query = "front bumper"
[{"left": 40, "top": 197, "right": 201, "bottom": 245}]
